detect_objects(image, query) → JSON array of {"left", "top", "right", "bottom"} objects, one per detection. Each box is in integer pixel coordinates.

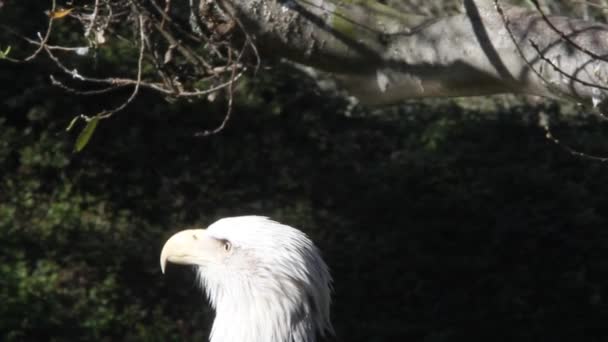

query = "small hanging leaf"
[
  {"left": 65, "top": 116, "right": 80, "bottom": 132},
  {"left": 48, "top": 8, "right": 74, "bottom": 19},
  {"left": 0, "top": 46, "right": 10, "bottom": 59},
  {"left": 74, "top": 116, "right": 99, "bottom": 152}
]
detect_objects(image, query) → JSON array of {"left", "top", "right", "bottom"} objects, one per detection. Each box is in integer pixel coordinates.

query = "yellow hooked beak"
[{"left": 160, "top": 229, "right": 220, "bottom": 274}]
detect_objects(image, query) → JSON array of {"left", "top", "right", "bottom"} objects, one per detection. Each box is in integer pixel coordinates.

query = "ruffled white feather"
[{"left": 196, "top": 216, "right": 333, "bottom": 342}]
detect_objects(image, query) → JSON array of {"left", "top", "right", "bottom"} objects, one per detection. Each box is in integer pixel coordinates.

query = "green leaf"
[
  {"left": 0, "top": 46, "right": 11, "bottom": 59},
  {"left": 74, "top": 116, "right": 99, "bottom": 152}
]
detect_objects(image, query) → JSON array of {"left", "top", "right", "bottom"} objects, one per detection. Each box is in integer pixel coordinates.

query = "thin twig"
[
  {"left": 24, "top": 0, "right": 56, "bottom": 61},
  {"left": 50, "top": 75, "right": 126, "bottom": 95},
  {"left": 226, "top": 4, "right": 261, "bottom": 72},
  {"left": 97, "top": 14, "right": 146, "bottom": 119},
  {"left": 494, "top": 0, "right": 608, "bottom": 108},
  {"left": 528, "top": 39, "right": 608, "bottom": 92},
  {"left": 493, "top": 1, "right": 567, "bottom": 94},
  {"left": 539, "top": 111, "right": 608, "bottom": 161},
  {"left": 160, "top": 0, "right": 172, "bottom": 29},
  {"left": 5, "top": 0, "right": 250, "bottom": 118},
  {"left": 84, "top": 0, "right": 100, "bottom": 38},
  {"left": 196, "top": 49, "right": 237, "bottom": 136},
  {"left": 148, "top": 0, "right": 209, "bottom": 43},
  {"left": 530, "top": 0, "right": 608, "bottom": 63},
  {"left": 43, "top": 26, "right": 246, "bottom": 98}
]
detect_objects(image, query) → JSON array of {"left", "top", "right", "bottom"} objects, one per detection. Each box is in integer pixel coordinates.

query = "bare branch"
[
  {"left": 96, "top": 13, "right": 146, "bottom": 119},
  {"left": 83, "top": 0, "right": 101, "bottom": 38},
  {"left": 539, "top": 111, "right": 608, "bottom": 162},
  {"left": 24, "top": 0, "right": 56, "bottom": 61},
  {"left": 529, "top": 0, "right": 608, "bottom": 63},
  {"left": 195, "top": 51, "right": 237, "bottom": 136}
]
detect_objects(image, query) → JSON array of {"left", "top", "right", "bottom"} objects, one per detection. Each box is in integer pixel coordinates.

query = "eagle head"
[{"left": 160, "top": 216, "right": 333, "bottom": 342}]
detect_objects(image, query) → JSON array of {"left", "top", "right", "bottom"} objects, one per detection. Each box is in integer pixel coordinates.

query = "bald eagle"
[{"left": 160, "top": 216, "right": 333, "bottom": 342}]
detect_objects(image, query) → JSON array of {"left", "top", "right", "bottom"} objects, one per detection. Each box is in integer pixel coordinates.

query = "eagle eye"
[{"left": 222, "top": 239, "right": 232, "bottom": 252}]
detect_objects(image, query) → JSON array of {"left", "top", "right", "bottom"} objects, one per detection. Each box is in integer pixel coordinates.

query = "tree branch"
[{"left": 215, "top": 0, "right": 608, "bottom": 108}]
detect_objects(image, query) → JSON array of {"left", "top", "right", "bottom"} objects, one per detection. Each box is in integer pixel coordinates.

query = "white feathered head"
[{"left": 161, "top": 216, "right": 333, "bottom": 342}]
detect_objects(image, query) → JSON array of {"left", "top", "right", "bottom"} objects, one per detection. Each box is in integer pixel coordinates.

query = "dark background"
[{"left": 2, "top": 2, "right": 608, "bottom": 341}]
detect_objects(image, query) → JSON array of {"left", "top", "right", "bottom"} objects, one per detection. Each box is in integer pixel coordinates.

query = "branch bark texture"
[{"left": 218, "top": 0, "right": 608, "bottom": 108}]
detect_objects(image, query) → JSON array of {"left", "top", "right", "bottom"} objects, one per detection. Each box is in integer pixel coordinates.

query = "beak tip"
[
  {"left": 160, "top": 250, "right": 167, "bottom": 275},
  {"left": 160, "top": 254, "right": 167, "bottom": 275}
]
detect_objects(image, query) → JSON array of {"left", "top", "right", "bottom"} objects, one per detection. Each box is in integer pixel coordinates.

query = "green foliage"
[
  {"left": 74, "top": 117, "right": 100, "bottom": 152},
  {"left": 0, "top": 46, "right": 11, "bottom": 59},
  {"left": 3, "top": 66, "right": 608, "bottom": 340}
]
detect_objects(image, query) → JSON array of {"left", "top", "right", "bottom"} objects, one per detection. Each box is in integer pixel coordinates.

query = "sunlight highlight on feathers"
[{"left": 163, "top": 216, "right": 332, "bottom": 342}]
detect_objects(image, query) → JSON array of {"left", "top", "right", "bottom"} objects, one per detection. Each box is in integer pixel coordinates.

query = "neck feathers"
[{"left": 199, "top": 270, "right": 330, "bottom": 342}]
